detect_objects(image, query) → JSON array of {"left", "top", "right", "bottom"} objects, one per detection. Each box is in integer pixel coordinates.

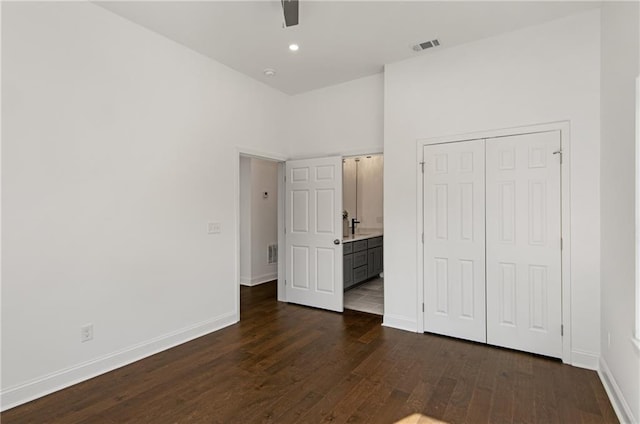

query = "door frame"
[
  {"left": 235, "top": 148, "right": 384, "bottom": 318},
  {"left": 235, "top": 148, "right": 287, "bottom": 321},
  {"left": 415, "top": 121, "right": 572, "bottom": 364}
]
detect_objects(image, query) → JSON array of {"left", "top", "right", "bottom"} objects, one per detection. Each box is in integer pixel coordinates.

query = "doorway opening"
[
  {"left": 238, "top": 152, "right": 383, "bottom": 317},
  {"left": 238, "top": 154, "right": 283, "bottom": 318},
  {"left": 342, "top": 154, "right": 384, "bottom": 315}
]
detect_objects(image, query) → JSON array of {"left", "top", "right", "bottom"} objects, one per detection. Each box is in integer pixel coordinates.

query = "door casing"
[{"left": 235, "top": 148, "right": 384, "bottom": 319}]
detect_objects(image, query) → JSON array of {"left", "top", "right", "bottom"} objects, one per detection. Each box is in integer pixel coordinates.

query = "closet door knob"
[{"left": 334, "top": 239, "right": 341, "bottom": 245}]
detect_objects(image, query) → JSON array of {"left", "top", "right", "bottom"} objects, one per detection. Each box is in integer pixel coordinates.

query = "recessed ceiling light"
[
  {"left": 289, "top": 43, "right": 299, "bottom": 52},
  {"left": 263, "top": 68, "right": 276, "bottom": 77}
]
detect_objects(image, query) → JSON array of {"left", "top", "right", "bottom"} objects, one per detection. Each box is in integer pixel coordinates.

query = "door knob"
[{"left": 334, "top": 239, "right": 341, "bottom": 245}]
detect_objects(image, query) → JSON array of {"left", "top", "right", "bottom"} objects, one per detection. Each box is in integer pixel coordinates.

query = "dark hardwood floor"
[{"left": 2, "top": 281, "right": 617, "bottom": 423}]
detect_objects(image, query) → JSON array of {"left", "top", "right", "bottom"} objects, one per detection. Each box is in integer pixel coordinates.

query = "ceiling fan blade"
[{"left": 281, "top": 0, "right": 299, "bottom": 27}]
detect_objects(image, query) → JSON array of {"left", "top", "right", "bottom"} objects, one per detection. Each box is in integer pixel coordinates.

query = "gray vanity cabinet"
[
  {"left": 343, "top": 254, "right": 353, "bottom": 287},
  {"left": 344, "top": 236, "right": 383, "bottom": 291},
  {"left": 368, "top": 247, "right": 383, "bottom": 278},
  {"left": 367, "top": 236, "right": 383, "bottom": 278},
  {"left": 352, "top": 250, "right": 368, "bottom": 268}
]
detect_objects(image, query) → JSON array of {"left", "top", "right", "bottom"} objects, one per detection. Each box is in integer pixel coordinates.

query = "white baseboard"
[
  {"left": 598, "top": 357, "right": 636, "bottom": 424},
  {"left": 571, "top": 349, "right": 599, "bottom": 370},
  {"left": 240, "top": 273, "right": 277, "bottom": 287},
  {"left": 1, "top": 311, "right": 238, "bottom": 412},
  {"left": 382, "top": 314, "right": 418, "bottom": 332}
]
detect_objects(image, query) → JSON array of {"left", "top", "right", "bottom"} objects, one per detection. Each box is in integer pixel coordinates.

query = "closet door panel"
[
  {"left": 423, "top": 140, "right": 486, "bottom": 343},
  {"left": 485, "top": 131, "right": 562, "bottom": 358}
]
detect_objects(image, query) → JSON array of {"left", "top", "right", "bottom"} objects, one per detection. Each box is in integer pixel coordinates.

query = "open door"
[{"left": 285, "top": 156, "right": 343, "bottom": 312}]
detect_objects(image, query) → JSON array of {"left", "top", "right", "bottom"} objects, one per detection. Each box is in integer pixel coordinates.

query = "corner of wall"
[
  {"left": 598, "top": 357, "right": 636, "bottom": 424},
  {"left": 571, "top": 349, "right": 600, "bottom": 370}
]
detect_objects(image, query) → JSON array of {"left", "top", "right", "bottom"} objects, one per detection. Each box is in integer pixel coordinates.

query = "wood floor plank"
[
  {"left": 297, "top": 372, "right": 364, "bottom": 422},
  {"left": 532, "top": 359, "right": 560, "bottom": 424},
  {"left": 512, "top": 370, "right": 536, "bottom": 424},
  {"left": 402, "top": 380, "right": 431, "bottom": 418},
  {"left": 465, "top": 386, "right": 493, "bottom": 424},
  {"left": 487, "top": 349, "right": 516, "bottom": 423},
  {"left": 2, "top": 281, "right": 619, "bottom": 424},
  {"left": 442, "top": 347, "right": 481, "bottom": 423},
  {"left": 375, "top": 388, "right": 412, "bottom": 424},
  {"left": 424, "top": 376, "right": 457, "bottom": 420}
]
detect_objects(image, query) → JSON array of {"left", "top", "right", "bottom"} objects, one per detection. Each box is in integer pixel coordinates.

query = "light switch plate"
[{"left": 208, "top": 222, "right": 221, "bottom": 234}]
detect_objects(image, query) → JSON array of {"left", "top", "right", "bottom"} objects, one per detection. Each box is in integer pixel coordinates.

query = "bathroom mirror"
[{"left": 342, "top": 154, "right": 383, "bottom": 235}]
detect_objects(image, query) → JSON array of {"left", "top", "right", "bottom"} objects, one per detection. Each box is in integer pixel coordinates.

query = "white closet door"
[
  {"left": 423, "top": 140, "right": 486, "bottom": 343},
  {"left": 285, "top": 157, "right": 343, "bottom": 312},
  {"left": 486, "top": 131, "right": 562, "bottom": 358}
]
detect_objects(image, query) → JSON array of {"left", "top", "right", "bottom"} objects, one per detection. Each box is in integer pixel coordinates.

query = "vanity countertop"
[{"left": 342, "top": 231, "right": 383, "bottom": 243}]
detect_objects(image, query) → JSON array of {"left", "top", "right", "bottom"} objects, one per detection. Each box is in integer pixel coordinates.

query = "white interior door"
[
  {"left": 485, "top": 131, "right": 562, "bottom": 358},
  {"left": 423, "top": 140, "right": 486, "bottom": 343},
  {"left": 285, "top": 157, "right": 343, "bottom": 312}
]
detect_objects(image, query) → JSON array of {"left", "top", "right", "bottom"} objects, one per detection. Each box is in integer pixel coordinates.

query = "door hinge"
[
  {"left": 421, "top": 233, "right": 424, "bottom": 244},
  {"left": 560, "top": 237, "right": 563, "bottom": 250},
  {"left": 285, "top": 279, "right": 287, "bottom": 286},
  {"left": 420, "top": 161, "right": 425, "bottom": 173},
  {"left": 553, "top": 150, "right": 563, "bottom": 164},
  {"left": 561, "top": 324, "right": 564, "bottom": 336},
  {"left": 422, "top": 303, "right": 424, "bottom": 312}
]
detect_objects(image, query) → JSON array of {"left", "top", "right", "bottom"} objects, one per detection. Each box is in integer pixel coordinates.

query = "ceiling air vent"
[{"left": 413, "top": 39, "right": 440, "bottom": 52}]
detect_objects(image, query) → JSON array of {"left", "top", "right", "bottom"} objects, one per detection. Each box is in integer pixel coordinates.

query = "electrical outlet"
[
  {"left": 207, "top": 222, "right": 221, "bottom": 234},
  {"left": 81, "top": 324, "right": 93, "bottom": 343}
]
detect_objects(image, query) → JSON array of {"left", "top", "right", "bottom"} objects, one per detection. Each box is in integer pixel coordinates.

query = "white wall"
[
  {"left": 384, "top": 10, "right": 602, "bottom": 367},
  {"left": 249, "top": 158, "right": 278, "bottom": 285},
  {"left": 287, "top": 73, "right": 384, "bottom": 158},
  {"left": 599, "top": 1, "right": 640, "bottom": 422},
  {"left": 1, "top": 2, "right": 288, "bottom": 409}
]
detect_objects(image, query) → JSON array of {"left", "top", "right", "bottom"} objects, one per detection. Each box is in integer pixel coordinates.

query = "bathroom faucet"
[{"left": 351, "top": 218, "right": 360, "bottom": 235}]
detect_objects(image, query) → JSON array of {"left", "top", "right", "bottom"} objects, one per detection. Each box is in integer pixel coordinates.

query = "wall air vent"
[
  {"left": 268, "top": 244, "right": 278, "bottom": 264},
  {"left": 413, "top": 39, "right": 441, "bottom": 52}
]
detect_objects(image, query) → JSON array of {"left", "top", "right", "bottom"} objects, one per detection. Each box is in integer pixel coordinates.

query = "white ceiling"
[{"left": 96, "top": 1, "right": 600, "bottom": 95}]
